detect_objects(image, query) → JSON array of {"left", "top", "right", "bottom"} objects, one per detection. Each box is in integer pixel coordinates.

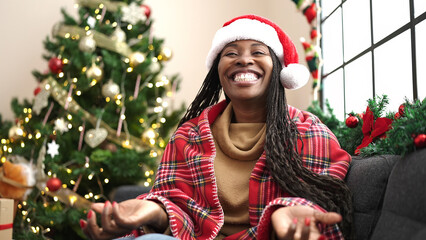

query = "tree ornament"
[
  {"left": 414, "top": 134, "right": 426, "bottom": 148},
  {"left": 54, "top": 118, "right": 70, "bottom": 134},
  {"left": 46, "top": 177, "right": 62, "bottom": 192},
  {"left": 129, "top": 51, "right": 146, "bottom": 67},
  {"left": 34, "top": 86, "right": 41, "bottom": 96},
  {"left": 48, "top": 57, "right": 64, "bottom": 74},
  {"left": 141, "top": 4, "right": 151, "bottom": 18},
  {"left": 100, "top": 142, "right": 118, "bottom": 153},
  {"left": 149, "top": 58, "right": 161, "bottom": 73},
  {"left": 111, "top": 27, "right": 126, "bottom": 42},
  {"left": 47, "top": 140, "right": 60, "bottom": 158},
  {"left": 158, "top": 47, "right": 172, "bottom": 61},
  {"left": 79, "top": 34, "right": 97, "bottom": 52},
  {"left": 121, "top": 2, "right": 146, "bottom": 25},
  {"left": 84, "top": 128, "right": 108, "bottom": 148},
  {"left": 345, "top": 114, "right": 359, "bottom": 128},
  {"left": 33, "top": 87, "right": 50, "bottom": 115},
  {"left": 8, "top": 124, "right": 24, "bottom": 140},
  {"left": 86, "top": 63, "right": 103, "bottom": 81},
  {"left": 398, "top": 104, "right": 405, "bottom": 116},
  {"left": 102, "top": 80, "right": 120, "bottom": 98},
  {"left": 394, "top": 112, "right": 401, "bottom": 119}
]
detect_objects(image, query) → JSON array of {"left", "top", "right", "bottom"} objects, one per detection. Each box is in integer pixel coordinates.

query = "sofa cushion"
[
  {"left": 370, "top": 148, "right": 426, "bottom": 240},
  {"left": 345, "top": 154, "right": 400, "bottom": 240}
]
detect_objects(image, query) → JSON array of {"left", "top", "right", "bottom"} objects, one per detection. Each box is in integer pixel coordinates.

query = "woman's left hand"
[{"left": 271, "top": 205, "right": 342, "bottom": 240}]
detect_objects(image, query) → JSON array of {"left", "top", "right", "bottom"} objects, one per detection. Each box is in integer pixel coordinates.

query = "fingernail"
[
  {"left": 80, "top": 219, "right": 86, "bottom": 228},
  {"left": 318, "top": 235, "right": 326, "bottom": 240},
  {"left": 304, "top": 217, "right": 311, "bottom": 226},
  {"left": 293, "top": 217, "right": 298, "bottom": 224},
  {"left": 112, "top": 201, "right": 117, "bottom": 207},
  {"left": 105, "top": 200, "right": 110, "bottom": 206},
  {"left": 87, "top": 210, "right": 93, "bottom": 219}
]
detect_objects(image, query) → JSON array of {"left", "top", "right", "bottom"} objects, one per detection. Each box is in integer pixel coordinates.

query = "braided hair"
[{"left": 178, "top": 48, "right": 353, "bottom": 238}]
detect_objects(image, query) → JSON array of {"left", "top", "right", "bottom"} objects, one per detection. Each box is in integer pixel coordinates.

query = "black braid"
[
  {"left": 178, "top": 49, "right": 353, "bottom": 238},
  {"left": 265, "top": 50, "right": 353, "bottom": 239}
]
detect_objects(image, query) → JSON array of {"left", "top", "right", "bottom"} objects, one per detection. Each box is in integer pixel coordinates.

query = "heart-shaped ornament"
[{"left": 84, "top": 128, "right": 108, "bottom": 148}]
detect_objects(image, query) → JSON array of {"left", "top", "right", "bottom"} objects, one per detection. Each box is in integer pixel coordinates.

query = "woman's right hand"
[{"left": 80, "top": 199, "right": 168, "bottom": 240}]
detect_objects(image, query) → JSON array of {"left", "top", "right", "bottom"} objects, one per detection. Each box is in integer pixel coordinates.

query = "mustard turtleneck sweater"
[{"left": 211, "top": 103, "right": 266, "bottom": 238}]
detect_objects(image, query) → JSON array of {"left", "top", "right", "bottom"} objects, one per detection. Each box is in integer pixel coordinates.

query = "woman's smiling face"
[{"left": 218, "top": 40, "right": 273, "bottom": 105}]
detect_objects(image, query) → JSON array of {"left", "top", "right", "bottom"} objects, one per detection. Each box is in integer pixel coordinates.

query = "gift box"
[{"left": 0, "top": 198, "right": 13, "bottom": 240}]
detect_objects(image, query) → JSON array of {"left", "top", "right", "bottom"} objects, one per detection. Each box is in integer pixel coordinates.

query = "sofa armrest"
[{"left": 345, "top": 154, "right": 400, "bottom": 240}]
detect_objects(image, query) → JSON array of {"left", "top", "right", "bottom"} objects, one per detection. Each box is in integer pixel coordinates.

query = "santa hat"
[{"left": 206, "top": 15, "right": 309, "bottom": 90}]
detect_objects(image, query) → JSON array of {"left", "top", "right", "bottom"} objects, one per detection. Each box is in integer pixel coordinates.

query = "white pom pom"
[{"left": 280, "top": 64, "right": 310, "bottom": 90}]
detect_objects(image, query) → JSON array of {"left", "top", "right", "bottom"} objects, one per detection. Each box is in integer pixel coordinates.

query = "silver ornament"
[
  {"left": 111, "top": 27, "right": 126, "bottom": 42},
  {"left": 79, "top": 34, "right": 97, "bottom": 52},
  {"left": 102, "top": 80, "right": 120, "bottom": 98},
  {"left": 84, "top": 128, "right": 108, "bottom": 148}
]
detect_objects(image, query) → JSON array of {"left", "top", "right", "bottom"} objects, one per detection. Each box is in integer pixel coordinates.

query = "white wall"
[{"left": 0, "top": 0, "right": 312, "bottom": 121}]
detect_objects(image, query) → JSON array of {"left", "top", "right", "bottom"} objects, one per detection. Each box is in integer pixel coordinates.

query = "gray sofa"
[{"left": 113, "top": 148, "right": 426, "bottom": 239}]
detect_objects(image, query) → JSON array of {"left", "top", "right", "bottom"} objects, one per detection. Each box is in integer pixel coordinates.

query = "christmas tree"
[{"left": 0, "top": 0, "right": 184, "bottom": 239}]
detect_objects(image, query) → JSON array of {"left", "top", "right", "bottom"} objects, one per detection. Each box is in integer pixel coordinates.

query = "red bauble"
[
  {"left": 34, "top": 86, "right": 41, "bottom": 96},
  {"left": 414, "top": 134, "right": 426, "bottom": 148},
  {"left": 398, "top": 104, "right": 405, "bottom": 116},
  {"left": 141, "top": 4, "right": 151, "bottom": 18},
  {"left": 46, "top": 177, "right": 62, "bottom": 192},
  {"left": 48, "top": 57, "right": 64, "bottom": 74},
  {"left": 394, "top": 112, "right": 401, "bottom": 119},
  {"left": 345, "top": 115, "right": 359, "bottom": 128}
]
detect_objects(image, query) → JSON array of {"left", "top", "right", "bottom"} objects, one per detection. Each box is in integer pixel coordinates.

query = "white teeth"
[{"left": 233, "top": 73, "right": 258, "bottom": 82}]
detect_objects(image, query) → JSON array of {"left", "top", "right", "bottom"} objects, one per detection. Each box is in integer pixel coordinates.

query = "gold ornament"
[
  {"left": 79, "top": 34, "right": 97, "bottom": 52},
  {"left": 129, "top": 52, "right": 146, "bottom": 67},
  {"left": 86, "top": 63, "right": 103, "bottom": 81},
  {"left": 158, "top": 47, "right": 172, "bottom": 61},
  {"left": 8, "top": 125, "right": 24, "bottom": 140},
  {"left": 102, "top": 80, "right": 120, "bottom": 98}
]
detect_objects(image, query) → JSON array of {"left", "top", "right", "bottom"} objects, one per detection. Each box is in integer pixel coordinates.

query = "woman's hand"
[
  {"left": 271, "top": 205, "right": 342, "bottom": 240},
  {"left": 80, "top": 199, "right": 168, "bottom": 240}
]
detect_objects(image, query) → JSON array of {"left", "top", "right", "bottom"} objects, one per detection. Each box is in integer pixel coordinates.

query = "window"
[{"left": 320, "top": 0, "right": 426, "bottom": 120}]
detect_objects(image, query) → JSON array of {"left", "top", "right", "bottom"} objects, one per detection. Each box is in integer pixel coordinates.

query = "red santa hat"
[{"left": 206, "top": 14, "right": 309, "bottom": 90}]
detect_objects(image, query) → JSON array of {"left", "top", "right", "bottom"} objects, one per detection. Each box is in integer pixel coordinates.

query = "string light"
[
  {"left": 88, "top": 172, "right": 94, "bottom": 180},
  {"left": 147, "top": 83, "right": 153, "bottom": 88},
  {"left": 76, "top": 90, "right": 82, "bottom": 96},
  {"left": 160, "top": 118, "right": 166, "bottom": 123},
  {"left": 127, "top": 24, "right": 133, "bottom": 30},
  {"left": 69, "top": 195, "right": 77, "bottom": 206},
  {"left": 53, "top": 196, "right": 59, "bottom": 202},
  {"left": 112, "top": 22, "right": 117, "bottom": 27},
  {"left": 127, "top": 67, "right": 133, "bottom": 72},
  {"left": 104, "top": 178, "right": 109, "bottom": 184},
  {"left": 58, "top": 72, "right": 64, "bottom": 78}
]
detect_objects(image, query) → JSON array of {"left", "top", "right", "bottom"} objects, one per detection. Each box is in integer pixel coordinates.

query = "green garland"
[{"left": 308, "top": 96, "right": 426, "bottom": 156}]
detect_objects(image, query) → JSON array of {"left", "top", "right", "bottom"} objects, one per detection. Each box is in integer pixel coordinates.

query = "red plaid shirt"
[{"left": 137, "top": 100, "right": 351, "bottom": 239}]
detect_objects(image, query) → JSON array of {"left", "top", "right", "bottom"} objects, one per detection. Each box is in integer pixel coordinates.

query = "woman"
[{"left": 81, "top": 15, "right": 353, "bottom": 240}]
